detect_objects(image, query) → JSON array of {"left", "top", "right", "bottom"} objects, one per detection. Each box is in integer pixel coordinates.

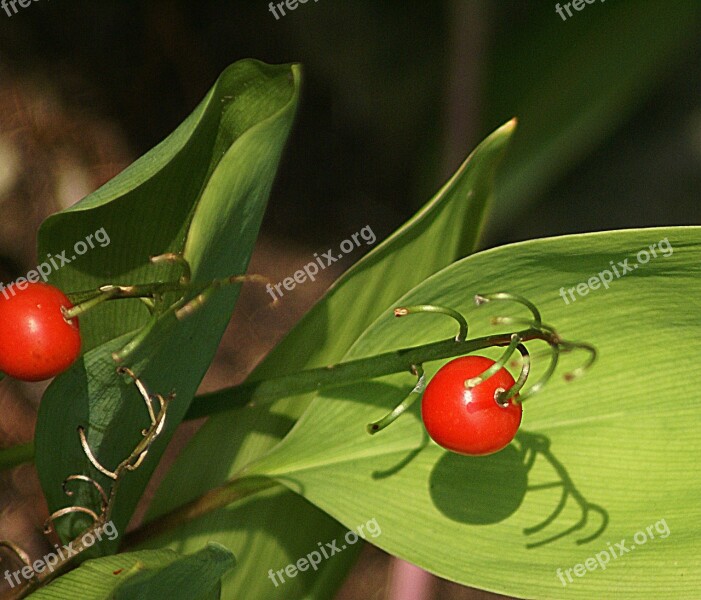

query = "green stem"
[
  {"left": 475, "top": 292, "right": 542, "bottom": 329},
  {"left": 367, "top": 364, "right": 426, "bottom": 434},
  {"left": 123, "top": 476, "right": 278, "bottom": 549},
  {"left": 64, "top": 282, "right": 190, "bottom": 320},
  {"left": 498, "top": 343, "right": 531, "bottom": 404},
  {"left": 185, "top": 327, "right": 555, "bottom": 420},
  {"left": 394, "top": 305, "right": 468, "bottom": 341},
  {"left": 464, "top": 333, "right": 521, "bottom": 388},
  {"left": 520, "top": 343, "right": 560, "bottom": 402},
  {"left": 560, "top": 341, "right": 598, "bottom": 381},
  {"left": 0, "top": 442, "right": 35, "bottom": 471},
  {"left": 64, "top": 275, "right": 261, "bottom": 321}
]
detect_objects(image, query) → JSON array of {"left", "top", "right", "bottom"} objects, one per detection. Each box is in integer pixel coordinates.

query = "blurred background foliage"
[
  {"left": 0, "top": 1, "right": 699, "bottom": 599},
  {"left": 1, "top": 0, "right": 698, "bottom": 255}
]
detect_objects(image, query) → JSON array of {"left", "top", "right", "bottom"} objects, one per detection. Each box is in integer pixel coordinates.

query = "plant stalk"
[
  {"left": 0, "top": 442, "right": 34, "bottom": 472},
  {"left": 185, "top": 327, "right": 554, "bottom": 420},
  {"left": 123, "top": 477, "right": 278, "bottom": 549}
]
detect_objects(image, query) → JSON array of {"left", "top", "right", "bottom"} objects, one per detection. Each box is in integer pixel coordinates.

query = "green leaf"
[
  {"left": 33, "top": 60, "right": 300, "bottom": 547},
  {"left": 142, "top": 121, "right": 517, "bottom": 598},
  {"left": 27, "top": 543, "right": 234, "bottom": 600},
  {"left": 139, "top": 485, "right": 365, "bottom": 600},
  {"left": 245, "top": 227, "right": 701, "bottom": 599}
]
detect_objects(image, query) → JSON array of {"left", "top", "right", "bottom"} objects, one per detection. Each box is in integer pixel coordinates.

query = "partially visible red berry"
[
  {"left": 0, "top": 282, "right": 81, "bottom": 381},
  {"left": 421, "top": 355, "right": 522, "bottom": 456}
]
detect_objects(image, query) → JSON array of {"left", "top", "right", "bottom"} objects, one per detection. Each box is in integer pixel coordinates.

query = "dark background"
[{"left": 1, "top": 0, "right": 698, "bottom": 256}]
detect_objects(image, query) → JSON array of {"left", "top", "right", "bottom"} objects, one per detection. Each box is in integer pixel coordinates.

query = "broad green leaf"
[
  {"left": 27, "top": 543, "right": 234, "bottom": 600},
  {"left": 34, "top": 60, "right": 300, "bottom": 548},
  {"left": 487, "top": 0, "right": 700, "bottom": 227},
  {"left": 142, "top": 121, "right": 517, "bottom": 599},
  {"left": 245, "top": 227, "right": 701, "bottom": 599},
  {"left": 139, "top": 484, "right": 364, "bottom": 600}
]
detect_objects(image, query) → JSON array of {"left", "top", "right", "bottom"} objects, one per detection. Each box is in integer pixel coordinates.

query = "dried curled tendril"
[{"left": 0, "top": 369, "right": 173, "bottom": 598}]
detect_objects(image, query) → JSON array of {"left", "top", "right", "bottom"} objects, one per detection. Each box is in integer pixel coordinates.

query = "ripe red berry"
[
  {"left": 421, "top": 355, "right": 522, "bottom": 456},
  {"left": 0, "top": 282, "right": 81, "bottom": 381}
]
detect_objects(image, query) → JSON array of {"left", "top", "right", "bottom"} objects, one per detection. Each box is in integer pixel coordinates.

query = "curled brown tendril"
[{"left": 1, "top": 368, "right": 173, "bottom": 599}]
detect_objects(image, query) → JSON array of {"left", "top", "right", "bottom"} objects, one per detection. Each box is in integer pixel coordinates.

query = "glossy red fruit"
[
  {"left": 421, "top": 355, "right": 522, "bottom": 456},
  {"left": 0, "top": 282, "right": 81, "bottom": 381}
]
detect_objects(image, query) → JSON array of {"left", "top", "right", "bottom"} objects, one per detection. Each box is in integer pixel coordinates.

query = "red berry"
[
  {"left": 421, "top": 355, "right": 522, "bottom": 456},
  {"left": 0, "top": 282, "right": 81, "bottom": 381}
]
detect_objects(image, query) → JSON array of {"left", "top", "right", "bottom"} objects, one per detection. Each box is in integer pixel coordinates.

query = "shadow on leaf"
[
  {"left": 429, "top": 444, "right": 528, "bottom": 524},
  {"left": 516, "top": 431, "right": 608, "bottom": 548},
  {"left": 427, "top": 430, "right": 608, "bottom": 545}
]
